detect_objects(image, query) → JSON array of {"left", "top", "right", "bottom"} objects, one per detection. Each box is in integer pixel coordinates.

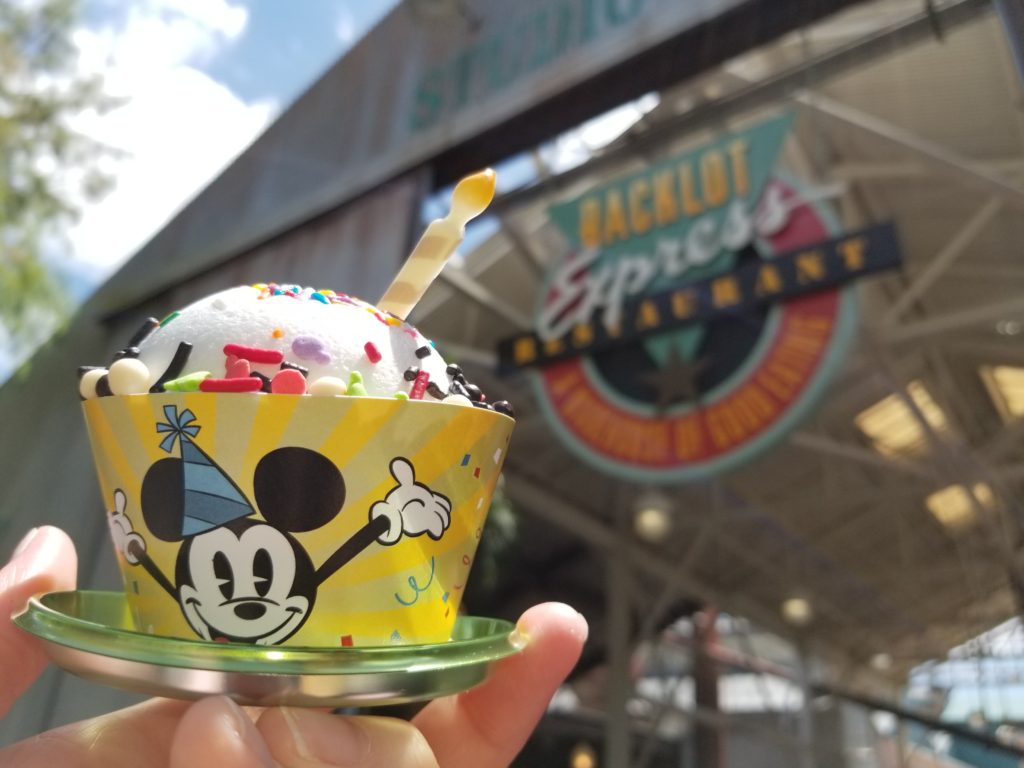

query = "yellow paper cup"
[{"left": 82, "top": 393, "right": 514, "bottom": 647}]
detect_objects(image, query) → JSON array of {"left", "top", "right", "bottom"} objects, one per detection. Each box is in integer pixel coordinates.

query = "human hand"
[
  {"left": 370, "top": 457, "right": 452, "bottom": 544},
  {"left": 0, "top": 526, "right": 587, "bottom": 767}
]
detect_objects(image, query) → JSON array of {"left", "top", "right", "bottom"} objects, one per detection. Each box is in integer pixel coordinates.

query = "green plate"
[{"left": 14, "top": 590, "right": 521, "bottom": 707}]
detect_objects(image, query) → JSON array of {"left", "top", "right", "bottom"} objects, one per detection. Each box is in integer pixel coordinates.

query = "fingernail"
[
  {"left": 281, "top": 707, "right": 371, "bottom": 765},
  {"left": 12, "top": 528, "right": 39, "bottom": 559},
  {"left": 219, "top": 697, "right": 276, "bottom": 767}
]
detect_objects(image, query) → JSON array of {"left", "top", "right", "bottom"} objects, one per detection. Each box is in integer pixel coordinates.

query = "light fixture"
[
  {"left": 870, "top": 652, "right": 893, "bottom": 671},
  {"left": 569, "top": 742, "right": 597, "bottom": 768},
  {"left": 980, "top": 365, "right": 1024, "bottom": 423},
  {"left": 996, "top": 320, "right": 1022, "bottom": 336},
  {"left": 925, "top": 483, "right": 993, "bottom": 532},
  {"left": 633, "top": 491, "right": 672, "bottom": 543},
  {"left": 781, "top": 596, "right": 813, "bottom": 627},
  {"left": 855, "top": 380, "right": 948, "bottom": 457}
]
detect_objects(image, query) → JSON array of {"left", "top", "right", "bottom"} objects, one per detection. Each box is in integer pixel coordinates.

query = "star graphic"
[{"left": 639, "top": 344, "right": 711, "bottom": 413}]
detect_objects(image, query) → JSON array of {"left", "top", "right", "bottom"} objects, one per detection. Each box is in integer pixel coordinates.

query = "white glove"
[
  {"left": 370, "top": 458, "right": 452, "bottom": 545},
  {"left": 108, "top": 489, "right": 146, "bottom": 565}
]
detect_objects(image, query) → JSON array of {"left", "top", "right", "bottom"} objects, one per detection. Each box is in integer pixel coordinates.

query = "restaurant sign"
[{"left": 498, "top": 113, "right": 902, "bottom": 482}]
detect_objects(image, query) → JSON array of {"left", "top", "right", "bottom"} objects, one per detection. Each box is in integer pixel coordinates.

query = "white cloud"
[
  {"left": 65, "top": 0, "right": 277, "bottom": 277},
  {"left": 336, "top": 9, "right": 356, "bottom": 46}
]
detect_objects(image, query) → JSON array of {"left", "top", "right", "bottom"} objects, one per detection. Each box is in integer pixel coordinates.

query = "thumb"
[
  {"left": 390, "top": 457, "right": 415, "bottom": 486},
  {"left": 0, "top": 526, "right": 77, "bottom": 718}
]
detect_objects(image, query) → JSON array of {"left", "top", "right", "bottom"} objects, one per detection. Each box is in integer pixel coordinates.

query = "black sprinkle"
[
  {"left": 471, "top": 400, "right": 493, "bottom": 410},
  {"left": 77, "top": 365, "right": 104, "bottom": 379},
  {"left": 426, "top": 381, "right": 446, "bottom": 400},
  {"left": 492, "top": 400, "right": 515, "bottom": 418},
  {"left": 415, "top": 345, "right": 432, "bottom": 359},
  {"left": 403, "top": 367, "right": 420, "bottom": 382},
  {"left": 449, "top": 379, "right": 470, "bottom": 398},
  {"left": 112, "top": 346, "right": 141, "bottom": 361},
  {"left": 280, "top": 361, "right": 309, "bottom": 377},
  {"left": 150, "top": 342, "right": 193, "bottom": 393},
  {"left": 252, "top": 371, "right": 273, "bottom": 393},
  {"left": 463, "top": 383, "right": 483, "bottom": 402},
  {"left": 96, "top": 375, "right": 113, "bottom": 397},
  {"left": 127, "top": 318, "right": 160, "bottom": 348},
  {"left": 445, "top": 364, "right": 462, "bottom": 377}
]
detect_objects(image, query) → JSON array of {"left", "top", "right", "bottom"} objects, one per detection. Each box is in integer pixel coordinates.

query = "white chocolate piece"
[
  {"left": 108, "top": 358, "right": 151, "bottom": 395},
  {"left": 442, "top": 393, "right": 473, "bottom": 407},
  {"left": 79, "top": 368, "right": 107, "bottom": 399},
  {"left": 308, "top": 376, "right": 348, "bottom": 396}
]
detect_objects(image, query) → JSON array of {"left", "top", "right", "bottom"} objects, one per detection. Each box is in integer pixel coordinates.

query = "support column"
[
  {"left": 605, "top": 509, "right": 634, "bottom": 766},
  {"left": 693, "top": 609, "right": 723, "bottom": 768}
]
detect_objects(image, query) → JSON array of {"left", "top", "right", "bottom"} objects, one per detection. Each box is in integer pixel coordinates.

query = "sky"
[{"left": 61, "top": 0, "right": 397, "bottom": 289}]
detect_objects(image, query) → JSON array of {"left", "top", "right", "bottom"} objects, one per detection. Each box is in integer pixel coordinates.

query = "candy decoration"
[
  {"left": 308, "top": 376, "right": 348, "bottom": 396},
  {"left": 252, "top": 371, "right": 273, "bottom": 393},
  {"left": 463, "top": 383, "right": 483, "bottom": 402},
  {"left": 108, "top": 358, "right": 152, "bottom": 395},
  {"left": 271, "top": 369, "right": 307, "bottom": 394},
  {"left": 128, "top": 317, "right": 160, "bottom": 347},
  {"left": 492, "top": 400, "right": 515, "bottom": 417},
  {"left": 150, "top": 342, "right": 193, "bottom": 393},
  {"left": 377, "top": 168, "right": 497, "bottom": 319},
  {"left": 112, "top": 346, "right": 141, "bottom": 361},
  {"left": 159, "top": 311, "right": 179, "bottom": 327},
  {"left": 162, "top": 372, "right": 211, "bottom": 392},
  {"left": 272, "top": 328, "right": 284, "bottom": 339},
  {"left": 223, "top": 344, "right": 284, "bottom": 365},
  {"left": 79, "top": 368, "right": 106, "bottom": 400},
  {"left": 409, "top": 370, "right": 430, "bottom": 400},
  {"left": 96, "top": 374, "right": 113, "bottom": 397},
  {"left": 364, "top": 342, "right": 382, "bottom": 364},
  {"left": 443, "top": 394, "right": 473, "bottom": 407},
  {"left": 415, "top": 345, "right": 432, "bottom": 359},
  {"left": 347, "top": 371, "right": 367, "bottom": 397},
  {"left": 404, "top": 367, "right": 419, "bottom": 382},
  {"left": 426, "top": 381, "right": 446, "bottom": 400},
  {"left": 291, "top": 336, "right": 331, "bottom": 365},
  {"left": 394, "top": 391, "right": 409, "bottom": 400},
  {"left": 199, "top": 377, "right": 262, "bottom": 393},
  {"left": 225, "top": 357, "right": 251, "bottom": 378},
  {"left": 280, "top": 361, "right": 309, "bottom": 376}
]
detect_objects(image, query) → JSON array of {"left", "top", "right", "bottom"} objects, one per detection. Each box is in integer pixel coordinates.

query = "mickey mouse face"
[
  {"left": 176, "top": 519, "right": 316, "bottom": 644},
  {"left": 141, "top": 445, "right": 347, "bottom": 645}
]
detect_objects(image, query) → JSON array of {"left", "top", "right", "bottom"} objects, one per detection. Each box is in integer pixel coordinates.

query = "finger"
[
  {"left": 0, "top": 698, "right": 190, "bottom": 766},
  {"left": 114, "top": 488, "right": 127, "bottom": 514},
  {"left": 171, "top": 696, "right": 276, "bottom": 768},
  {"left": 0, "top": 526, "right": 77, "bottom": 718},
  {"left": 258, "top": 708, "right": 439, "bottom": 767},
  {"left": 414, "top": 603, "right": 588, "bottom": 768},
  {"left": 390, "top": 457, "right": 415, "bottom": 486}
]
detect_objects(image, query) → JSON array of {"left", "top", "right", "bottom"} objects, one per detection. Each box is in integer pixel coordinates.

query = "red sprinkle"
[
  {"left": 223, "top": 344, "right": 284, "bottom": 364},
  {"left": 200, "top": 377, "right": 263, "bottom": 393},
  {"left": 271, "top": 369, "right": 307, "bottom": 394},
  {"left": 364, "top": 341, "right": 382, "bottom": 364},
  {"left": 409, "top": 370, "right": 430, "bottom": 400}
]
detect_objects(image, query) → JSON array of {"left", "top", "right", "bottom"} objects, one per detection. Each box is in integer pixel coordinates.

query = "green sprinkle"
[
  {"left": 347, "top": 371, "right": 367, "bottom": 397},
  {"left": 159, "top": 310, "right": 180, "bottom": 327},
  {"left": 163, "top": 371, "right": 210, "bottom": 391},
  {"left": 394, "top": 391, "right": 409, "bottom": 400}
]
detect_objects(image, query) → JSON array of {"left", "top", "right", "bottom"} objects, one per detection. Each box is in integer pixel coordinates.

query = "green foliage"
[{"left": 0, "top": 0, "right": 112, "bottom": 335}]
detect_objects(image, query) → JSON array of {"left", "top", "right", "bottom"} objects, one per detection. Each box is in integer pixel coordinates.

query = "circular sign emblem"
[{"left": 531, "top": 178, "right": 857, "bottom": 483}]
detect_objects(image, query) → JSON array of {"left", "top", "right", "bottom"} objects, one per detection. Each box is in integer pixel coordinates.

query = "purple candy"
[{"left": 292, "top": 336, "right": 331, "bottom": 365}]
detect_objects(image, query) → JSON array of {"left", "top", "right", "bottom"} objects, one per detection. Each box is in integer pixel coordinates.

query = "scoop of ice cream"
[
  {"left": 136, "top": 284, "right": 450, "bottom": 398},
  {"left": 78, "top": 283, "right": 512, "bottom": 415}
]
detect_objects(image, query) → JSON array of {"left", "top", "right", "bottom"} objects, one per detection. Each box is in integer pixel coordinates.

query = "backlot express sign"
[{"left": 499, "top": 113, "right": 902, "bottom": 482}]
